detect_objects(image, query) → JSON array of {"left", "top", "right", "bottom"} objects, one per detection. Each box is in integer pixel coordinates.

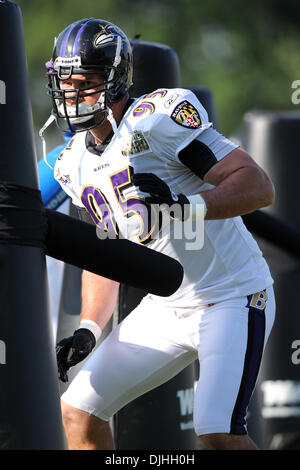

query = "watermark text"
[
  {"left": 291, "top": 339, "right": 300, "bottom": 365},
  {"left": 291, "top": 80, "right": 300, "bottom": 104},
  {"left": 0, "top": 340, "right": 6, "bottom": 365},
  {"left": 95, "top": 203, "right": 205, "bottom": 251},
  {"left": 0, "top": 80, "right": 6, "bottom": 104}
]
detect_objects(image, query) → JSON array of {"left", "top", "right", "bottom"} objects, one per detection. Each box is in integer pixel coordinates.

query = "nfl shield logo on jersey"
[{"left": 171, "top": 100, "right": 201, "bottom": 129}]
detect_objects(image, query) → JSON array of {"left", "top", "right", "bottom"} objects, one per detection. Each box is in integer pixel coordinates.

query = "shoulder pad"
[{"left": 129, "top": 88, "right": 210, "bottom": 129}]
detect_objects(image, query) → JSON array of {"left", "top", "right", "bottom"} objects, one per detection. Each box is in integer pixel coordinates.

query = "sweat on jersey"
[{"left": 54, "top": 88, "right": 273, "bottom": 307}]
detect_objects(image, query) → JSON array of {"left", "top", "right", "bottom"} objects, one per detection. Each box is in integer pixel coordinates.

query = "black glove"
[
  {"left": 132, "top": 172, "right": 189, "bottom": 221},
  {"left": 56, "top": 328, "right": 96, "bottom": 383}
]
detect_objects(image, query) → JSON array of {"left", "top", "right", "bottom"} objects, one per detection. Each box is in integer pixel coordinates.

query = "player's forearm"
[
  {"left": 80, "top": 270, "right": 119, "bottom": 331},
  {"left": 201, "top": 166, "right": 275, "bottom": 220}
]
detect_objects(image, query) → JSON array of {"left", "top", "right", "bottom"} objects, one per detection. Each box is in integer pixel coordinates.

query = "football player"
[{"left": 45, "top": 18, "right": 276, "bottom": 450}]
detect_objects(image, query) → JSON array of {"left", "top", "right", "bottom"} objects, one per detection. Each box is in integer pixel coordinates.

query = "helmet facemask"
[{"left": 46, "top": 60, "right": 125, "bottom": 133}]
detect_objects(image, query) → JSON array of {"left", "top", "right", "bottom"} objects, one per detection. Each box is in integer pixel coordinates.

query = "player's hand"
[
  {"left": 132, "top": 172, "right": 189, "bottom": 221},
  {"left": 56, "top": 329, "right": 96, "bottom": 383}
]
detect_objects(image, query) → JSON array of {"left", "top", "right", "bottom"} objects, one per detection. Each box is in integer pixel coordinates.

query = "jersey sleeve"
[
  {"left": 195, "top": 128, "right": 239, "bottom": 162},
  {"left": 145, "top": 88, "right": 213, "bottom": 163},
  {"left": 178, "top": 128, "right": 240, "bottom": 179}
]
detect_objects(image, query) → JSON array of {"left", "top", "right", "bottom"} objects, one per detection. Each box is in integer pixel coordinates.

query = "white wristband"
[
  {"left": 79, "top": 319, "right": 102, "bottom": 342},
  {"left": 186, "top": 194, "right": 207, "bottom": 220}
]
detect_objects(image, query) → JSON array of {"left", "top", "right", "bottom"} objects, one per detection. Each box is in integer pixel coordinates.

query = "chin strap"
[
  {"left": 39, "top": 104, "right": 121, "bottom": 171},
  {"left": 39, "top": 115, "right": 56, "bottom": 170},
  {"left": 107, "top": 106, "right": 122, "bottom": 139}
]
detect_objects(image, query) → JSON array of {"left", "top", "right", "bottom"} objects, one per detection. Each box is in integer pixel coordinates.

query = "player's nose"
[{"left": 64, "top": 88, "right": 84, "bottom": 104}]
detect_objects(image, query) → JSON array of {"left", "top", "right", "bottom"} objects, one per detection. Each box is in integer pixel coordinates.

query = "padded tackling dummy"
[
  {"left": 129, "top": 38, "right": 181, "bottom": 97},
  {"left": 0, "top": 1, "right": 65, "bottom": 449},
  {"left": 242, "top": 111, "right": 300, "bottom": 449},
  {"left": 45, "top": 209, "right": 183, "bottom": 296}
]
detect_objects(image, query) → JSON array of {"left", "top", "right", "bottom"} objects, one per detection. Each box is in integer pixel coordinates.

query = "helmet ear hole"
[{"left": 47, "top": 18, "right": 133, "bottom": 132}]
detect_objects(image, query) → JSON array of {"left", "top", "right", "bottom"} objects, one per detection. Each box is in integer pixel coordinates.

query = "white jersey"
[{"left": 54, "top": 88, "right": 273, "bottom": 307}]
